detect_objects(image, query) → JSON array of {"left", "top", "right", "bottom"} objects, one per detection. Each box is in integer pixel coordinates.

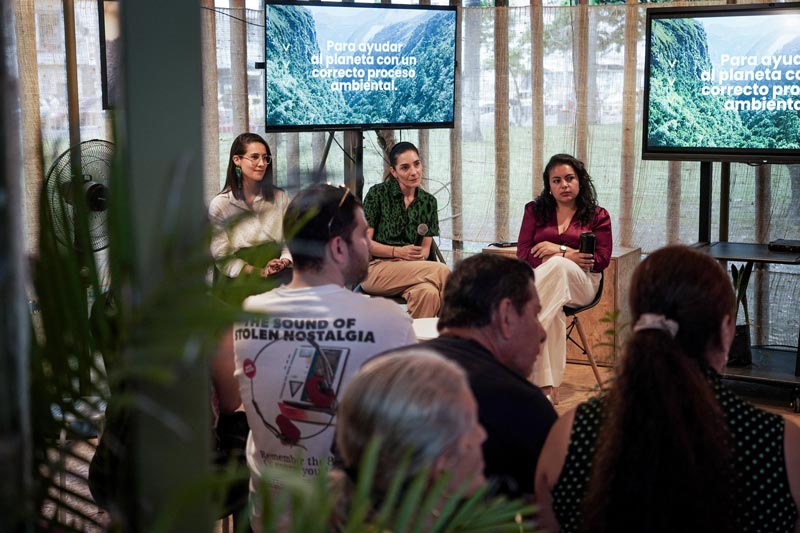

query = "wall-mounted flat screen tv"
[
  {"left": 264, "top": 1, "right": 457, "bottom": 132},
  {"left": 642, "top": 3, "right": 800, "bottom": 163}
]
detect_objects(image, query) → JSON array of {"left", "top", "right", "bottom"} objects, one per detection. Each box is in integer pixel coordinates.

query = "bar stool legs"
[{"left": 567, "top": 314, "right": 604, "bottom": 388}]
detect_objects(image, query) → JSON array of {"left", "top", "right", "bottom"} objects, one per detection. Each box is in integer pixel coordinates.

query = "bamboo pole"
[
  {"left": 530, "top": 0, "right": 544, "bottom": 198},
  {"left": 450, "top": 0, "right": 464, "bottom": 262},
  {"left": 618, "top": 0, "right": 638, "bottom": 247},
  {"left": 494, "top": 2, "right": 510, "bottom": 242},
  {"left": 573, "top": 0, "right": 588, "bottom": 161},
  {"left": 230, "top": 0, "right": 249, "bottom": 133},
  {"left": 202, "top": 0, "right": 220, "bottom": 202},
  {"left": 14, "top": 0, "right": 44, "bottom": 253}
]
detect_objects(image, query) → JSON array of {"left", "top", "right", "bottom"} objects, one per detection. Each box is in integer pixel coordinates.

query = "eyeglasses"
[
  {"left": 327, "top": 186, "right": 351, "bottom": 238},
  {"left": 241, "top": 154, "right": 272, "bottom": 165}
]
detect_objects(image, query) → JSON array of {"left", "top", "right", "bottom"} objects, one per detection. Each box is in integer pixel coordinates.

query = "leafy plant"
[
  {"left": 731, "top": 261, "right": 753, "bottom": 326},
  {"left": 27, "top": 143, "right": 253, "bottom": 530},
  {"left": 597, "top": 309, "right": 630, "bottom": 364}
]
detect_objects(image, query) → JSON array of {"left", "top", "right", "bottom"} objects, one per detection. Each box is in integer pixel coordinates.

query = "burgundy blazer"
[{"left": 516, "top": 204, "right": 612, "bottom": 272}]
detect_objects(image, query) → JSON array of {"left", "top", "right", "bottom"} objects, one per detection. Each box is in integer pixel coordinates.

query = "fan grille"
[{"left": 45, "top": 139, "right": 113, "bottom": 252}]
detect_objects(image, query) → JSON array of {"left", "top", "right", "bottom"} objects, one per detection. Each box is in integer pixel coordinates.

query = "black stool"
[{"left": 564, "top": 274, "right": 605, "bottom": 389}]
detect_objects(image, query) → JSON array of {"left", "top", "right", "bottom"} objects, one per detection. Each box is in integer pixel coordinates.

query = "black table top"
[{"left": 703, "top": 242, "right": 800, "bottom": 265}]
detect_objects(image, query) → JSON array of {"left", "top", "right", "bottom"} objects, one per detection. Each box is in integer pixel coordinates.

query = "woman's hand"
[
  {"left": 573, "top": 252, "right": 595, "bottom": 272},
  {"left": 393, "top": 245, "right": 426, "bottom": 261},
  {"left": 262, "top": 258, "right": 291, "bottom": 277},
  {"left": 531, "top": 241, "right": 561, "bottom": 260},
  {"left": 533, "top": 242, "right": 594, "bottom": 271}
]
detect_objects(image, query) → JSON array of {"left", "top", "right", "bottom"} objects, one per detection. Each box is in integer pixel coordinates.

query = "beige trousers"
[
  {"left": 531, "top": 256, "right": 601, "bottom": 388},
  {"left": 360, "top": 259, "right": 450, "bottom": 318}
]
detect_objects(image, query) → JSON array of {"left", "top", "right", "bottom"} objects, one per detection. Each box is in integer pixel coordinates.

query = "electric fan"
[{"left": 44, "top": 139, "right": 113, "bottom": 251}]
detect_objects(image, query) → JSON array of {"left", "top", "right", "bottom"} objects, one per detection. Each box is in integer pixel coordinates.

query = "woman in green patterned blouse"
[{"left": 360, "top": 142, "right": 450, "bottom": 318}]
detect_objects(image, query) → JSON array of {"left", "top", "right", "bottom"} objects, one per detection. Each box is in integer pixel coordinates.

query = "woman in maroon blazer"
[{"left": 516, "top": 154, "right": 612, "bottom": 403}]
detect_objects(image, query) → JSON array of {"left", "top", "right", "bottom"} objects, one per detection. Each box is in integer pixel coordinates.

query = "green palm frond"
[{"left": 253, "top": 437, "right": 537, "bottom": 533}]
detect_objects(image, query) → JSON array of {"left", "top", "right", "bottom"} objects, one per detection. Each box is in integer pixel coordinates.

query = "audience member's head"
[
  {"left": 283, "top": 184, "right": 366, "bottom": 281},
  {"left": 628, "top": 244, "right": 735, "bottom": 369},
  {"left": 582, "top": 245, "right": 736, "bottom": 531},
  {"left": 437, "top": 253, "right": 545, "bottom": 376},
  {"left": 332, "top": 350, "right": 487, "bottom": 523}
]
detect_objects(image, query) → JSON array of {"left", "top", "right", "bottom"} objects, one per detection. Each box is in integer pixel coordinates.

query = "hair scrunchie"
[{"left": 632, "top": 313, "right": 679, "bottom": 338}]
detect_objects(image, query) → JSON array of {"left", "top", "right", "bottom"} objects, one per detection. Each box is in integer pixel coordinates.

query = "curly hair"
[{"left": 532, "top": 153, "right": 598, "bottom": 226}]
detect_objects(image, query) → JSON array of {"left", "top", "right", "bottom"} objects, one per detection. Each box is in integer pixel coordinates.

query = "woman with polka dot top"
[{"left": 534, "top": 245, "right": 800, "bottom": 533}]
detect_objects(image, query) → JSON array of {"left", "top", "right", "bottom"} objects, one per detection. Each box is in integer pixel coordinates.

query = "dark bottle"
[{"left": 579, "top": 232, "right": 596, "bottom": 255}]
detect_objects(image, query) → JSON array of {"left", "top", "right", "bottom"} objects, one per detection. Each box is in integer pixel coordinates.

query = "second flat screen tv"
[
  {"left": 642, "top": 3, "right": 800, "bottom": 163},
  {"left": 264, "top": 1, "right": 457, "bottom": 132}
]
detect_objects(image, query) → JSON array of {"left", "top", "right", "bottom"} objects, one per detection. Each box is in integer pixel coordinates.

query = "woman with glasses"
[
  {"left": 209, "top": 133, "right": 292, "bottom": 303},
  {"left": 361, "top": 141, "right": 450, "bottom": 318}
]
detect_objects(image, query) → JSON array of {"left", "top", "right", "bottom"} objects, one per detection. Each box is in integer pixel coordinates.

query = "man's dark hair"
[
  {"left": 283, "top": 184, "right": 360, "bottom": 271},
  {"left": 437, "top": 254, "right": 535, "bottom": 329}
]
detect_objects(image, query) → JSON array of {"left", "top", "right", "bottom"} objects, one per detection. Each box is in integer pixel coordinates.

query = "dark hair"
[
  {"left": 383, "top": 141, "right": 420, "bottom": 182},
  {"left": 532, "top": 154, "right": 598, "bottom": 226},
  {"left": 437, "top": 254, "right": 535, "bottom": 330},
  {"left": 582, "top": 245, "right": 736, "bottom": 533},
  {"left": 283, "top": 184, "right": 360, "bottom": 271},
  {"left": 221, "top": 132, "right": 275, "bottom": 202}
]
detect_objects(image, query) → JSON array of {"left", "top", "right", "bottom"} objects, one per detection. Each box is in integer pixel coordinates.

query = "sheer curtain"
[{"left": 23, "top": 0, "right": 800, "bottom": 347}]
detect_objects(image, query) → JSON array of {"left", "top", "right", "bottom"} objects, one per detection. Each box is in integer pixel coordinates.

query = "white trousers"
[{"left": 531, "top": 256, "right": 601, "bottom": 388}]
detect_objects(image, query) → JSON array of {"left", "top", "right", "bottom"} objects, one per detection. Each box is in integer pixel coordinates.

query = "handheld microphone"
[{"left": 414, "top": 223, "right": 429, "bottom": 246}]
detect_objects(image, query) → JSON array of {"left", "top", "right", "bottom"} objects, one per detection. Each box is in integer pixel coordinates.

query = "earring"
[{"left": 235, "top": 165, "right": 242, "bottom": 190}]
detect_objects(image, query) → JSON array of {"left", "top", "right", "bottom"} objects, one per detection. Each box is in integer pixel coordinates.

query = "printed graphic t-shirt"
[{"left": 234, "top": 284, "right": 416, "bottom": 489}]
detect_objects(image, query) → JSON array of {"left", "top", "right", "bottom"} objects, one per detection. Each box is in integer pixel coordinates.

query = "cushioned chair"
[{"left": 564, "top": 273, "right": 605, "bottom": 389}]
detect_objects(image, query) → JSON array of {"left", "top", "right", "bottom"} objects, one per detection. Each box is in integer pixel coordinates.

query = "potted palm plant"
[{"left": 728, "top": 261, "right": 754, "bottom": 367}]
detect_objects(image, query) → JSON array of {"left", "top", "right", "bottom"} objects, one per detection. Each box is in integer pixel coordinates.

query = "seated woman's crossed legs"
[{"left": 360, "top": 259, "right": 450, "bottom": 318}]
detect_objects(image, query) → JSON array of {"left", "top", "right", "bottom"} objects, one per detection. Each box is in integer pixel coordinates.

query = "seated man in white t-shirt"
[{"left": 214, "top": 184, "right": 416, "bottom": 531}]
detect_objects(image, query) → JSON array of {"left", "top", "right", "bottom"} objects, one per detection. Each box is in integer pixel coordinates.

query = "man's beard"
[{"left": 343, "top": 253, "right": 369, "bottom": 287}]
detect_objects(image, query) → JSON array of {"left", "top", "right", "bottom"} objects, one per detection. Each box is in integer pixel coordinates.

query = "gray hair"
[{"left": 335, "top": 350, "right": 473, "bottom": 489}]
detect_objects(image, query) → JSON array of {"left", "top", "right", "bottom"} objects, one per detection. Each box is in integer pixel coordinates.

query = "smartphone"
[{"left": 490, "top": 241, "right": 518, "bottom": 248}]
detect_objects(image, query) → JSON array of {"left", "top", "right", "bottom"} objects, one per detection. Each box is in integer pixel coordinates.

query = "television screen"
[
  {"left": 264, "top": 1, "right": 457, "bottom": 132},
  {"left": 642, "top": 3, "right": 800, "bottom": 163}
]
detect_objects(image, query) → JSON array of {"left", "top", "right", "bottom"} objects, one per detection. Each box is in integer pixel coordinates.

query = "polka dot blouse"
[{"left": 551, "top": 374, "right": 797, "bottom": 532}]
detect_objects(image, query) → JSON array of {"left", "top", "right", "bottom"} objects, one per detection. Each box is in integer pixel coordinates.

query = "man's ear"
[
  {"left": 327, "top": 235, "right": 347, "bottom": 266},
  {"left": 431, "top": 452, "right": 449, "bottom": 480},
  {"left": 493, "top": 298, "right": 515, "bottom": 340}
]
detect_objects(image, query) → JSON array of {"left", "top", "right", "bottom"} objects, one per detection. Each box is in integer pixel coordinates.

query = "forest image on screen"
[
  {"left": 647, "top": 12, "right": 800, "bottom": 152},
  {"left": 265, "top": 4, "right": 456, "bottom": 128}
]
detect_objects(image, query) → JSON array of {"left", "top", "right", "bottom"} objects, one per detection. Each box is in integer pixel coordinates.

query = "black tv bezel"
[
  {"left": 641, "top": 2, "right": 800, "bottom": 164},
  {"left": 263, "top": 0, "right": 458, "bottom": 133}
]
